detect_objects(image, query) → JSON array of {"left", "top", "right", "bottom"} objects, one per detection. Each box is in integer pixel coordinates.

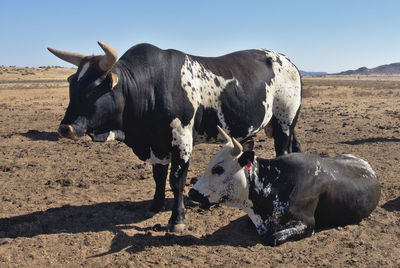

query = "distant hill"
[
  {"left": 299, "top": 70, "right": 328, "bottom": 76},
  {"left": 336, "top": 62, "right": 400, "bottom": 75},
  {"left": 0, "top": 65, "right": 75, "bottom": 81}
]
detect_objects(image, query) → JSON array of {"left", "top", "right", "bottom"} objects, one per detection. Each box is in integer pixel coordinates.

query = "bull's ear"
[
  {"left": 238, "top": 151, "right": 255, "bottom": 167},
  {"left": 242, "top": 139, "right": 254, "bottom": 152},
  {"left": 109, "top": 72, "right": 119, "bottom": 90}
]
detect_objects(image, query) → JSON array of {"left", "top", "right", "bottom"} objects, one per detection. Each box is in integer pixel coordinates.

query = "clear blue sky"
[{"left": 1, "top": 0, "right": 400, "bottom": 73}]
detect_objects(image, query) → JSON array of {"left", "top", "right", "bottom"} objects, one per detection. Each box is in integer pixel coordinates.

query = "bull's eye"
[{"left": 211, "top": 165, "right": 224, "bottom": 175}]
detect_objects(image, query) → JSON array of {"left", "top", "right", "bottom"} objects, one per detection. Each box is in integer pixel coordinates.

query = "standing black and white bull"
[
  {"left": 190, "top": 127, "right": 380, "bottom": 245},
  {"left": 48, "top": 41, "right": 302, "bottom": 232}
]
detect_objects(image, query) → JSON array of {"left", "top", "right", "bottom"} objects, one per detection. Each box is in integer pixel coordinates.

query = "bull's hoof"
[{"left": 166, "top": 223, "right": 186, "bottom": 233}]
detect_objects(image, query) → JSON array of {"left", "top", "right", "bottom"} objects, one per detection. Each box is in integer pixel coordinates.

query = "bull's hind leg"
[
  {"left": 291, "top": 109, "right": 301, "bottom": 152},
  {"left": 271, "top": 116, "right": 291, "bottom": 156},
  {"left": 149, "top": 164, "right": 169, "bottom": 213},
  {"left": 270, "top": 107, "right": 301, "bottom": 156},
  {"left": 292, "top": 130, "right": 301, "bottom": 152}
]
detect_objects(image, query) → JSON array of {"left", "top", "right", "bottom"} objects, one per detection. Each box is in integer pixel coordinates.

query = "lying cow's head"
[
  {"left": 48, "top": 42, "right": 122, "bottom": 140},
  {"left": 189, "top": 126, "right": 255, "bottom": 208}
]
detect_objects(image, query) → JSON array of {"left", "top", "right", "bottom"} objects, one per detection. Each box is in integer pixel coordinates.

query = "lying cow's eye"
[{"left": 211, "top": 165, "right": 224, "bottom": 175}]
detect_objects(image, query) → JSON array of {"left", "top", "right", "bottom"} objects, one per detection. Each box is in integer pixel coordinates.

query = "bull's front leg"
[
  {"left": 149, "top": 163, "right": 169, "bottom": 213},
  {"left": 166, "top": 146, "right": 190, "bottom": 232}
]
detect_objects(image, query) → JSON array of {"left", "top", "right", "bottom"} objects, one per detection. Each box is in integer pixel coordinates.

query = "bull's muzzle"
[
  {"left": 58, "top": 124, "right": 79, "bottom": 140},
  {"left": 189, "top": 188, "right": 212, "bottom": 209}
]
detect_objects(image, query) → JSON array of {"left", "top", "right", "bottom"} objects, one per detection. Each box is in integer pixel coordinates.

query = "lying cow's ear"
[
  {"left": 238, "top": 151, "right": 255, "bottom": 167},
  {"left": 108, "top": 72, "right": 119, "bottom": 89},
  {"left": 242, "top": 139, "right": 254, "bottom": 152}
]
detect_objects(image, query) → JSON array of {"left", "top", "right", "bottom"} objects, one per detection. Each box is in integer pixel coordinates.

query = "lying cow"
[
  {"left": 48, "top": 41, "right": 302, "bottom": 232},
  {"left": 190, "top": 127, "right": 380, "bottom": 245}
]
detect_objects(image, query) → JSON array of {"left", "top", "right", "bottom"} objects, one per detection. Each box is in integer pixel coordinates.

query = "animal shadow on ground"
[
  {"left": 382, "top": 197, "right": 400, "bottom": 212},
  {"left": 91, "top": 215, "right": 260, "bottom": 257},
  {"left": 0, "top": 200, "right": 261, "bottom": 255},
  {"left": 339, "top": 137, "right": 400, "bottom": 145},
  {"left": 0, "top": 200, "right": 156, "bottom": 238},
  {"left": 20, "top": 129, "right": 60, "bottom": 141}
]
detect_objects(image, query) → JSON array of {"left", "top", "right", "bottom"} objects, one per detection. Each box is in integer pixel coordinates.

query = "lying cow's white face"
[{"left": 192, "top": 141, "right": 250, "bottom": 207}]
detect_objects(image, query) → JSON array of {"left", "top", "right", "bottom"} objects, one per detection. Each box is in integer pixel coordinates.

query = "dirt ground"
[{"left": 0, "top": 67, "right": 399, "bottom": 267}]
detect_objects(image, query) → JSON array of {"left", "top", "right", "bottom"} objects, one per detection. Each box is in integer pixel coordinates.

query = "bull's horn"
[
  {"left": 217, "top": 125, "right": 231, "bottom": 142},
  {"left": 231, "top": 137, "right": 243, "bottom": 156},
  {"left": 98, "top": 41, "right": 118, "bottom": 72},
  {"left": 47, "top": 47, "right": 86, "bottom": 67}
]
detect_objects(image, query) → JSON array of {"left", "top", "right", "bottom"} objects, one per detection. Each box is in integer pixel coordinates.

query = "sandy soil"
[{"left": 0, "top": 68, "right": 399, "bottom": 267}]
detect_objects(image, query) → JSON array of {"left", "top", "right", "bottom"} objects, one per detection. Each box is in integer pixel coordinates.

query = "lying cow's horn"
[
  {"left": 231, "top": 137, "right": 243, "bottom": 156},
  {"left": 47, "top": 47, "right": 86, "bottom": 67},
  {"left": 98, "top": 41, "right": 118, "bottom": 72},
  {"left": 217, "top": 125, "right": 231, "bottom": 142}
]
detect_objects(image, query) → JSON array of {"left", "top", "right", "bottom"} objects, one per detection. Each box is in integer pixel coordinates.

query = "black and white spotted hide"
[
  {"left": 190, "top": 129, "right": 380, "bottom": 246},
  {"left": 48, "top": 42, "right": 302, "bottom": 233}
]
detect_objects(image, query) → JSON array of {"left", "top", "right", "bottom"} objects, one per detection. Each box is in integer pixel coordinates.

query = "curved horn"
[
  {"left": 98, "top": 41, "right": 118, "bottom": 72},
  {"left": 47, "top": 47, "right": 86, "bottom": 67},
  {"left": 217, "top": 125, "right": 231, "bottom": 142},
  {"left": 231, "top": 137, "right": 243, "bottom": 156}
]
